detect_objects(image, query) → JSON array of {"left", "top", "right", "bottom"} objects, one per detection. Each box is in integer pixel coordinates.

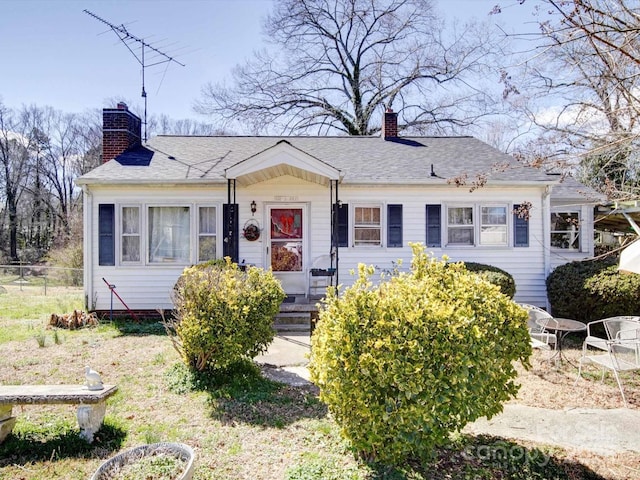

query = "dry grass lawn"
[{"left": 0, "top": 295, "right": 639, "bottom": 479}]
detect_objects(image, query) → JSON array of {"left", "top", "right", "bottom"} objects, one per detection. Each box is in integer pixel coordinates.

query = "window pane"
[
  {"left": 551, "top": 232, "right": 580, "bottom": 249},
  {"left": 551, "top": 212, "right": 579, "bottom": 232},
  {"left": 271, "top": 208, "right": 303, "bottom": 239},
  {"left": 354, "top": 206, "right": 381, "bottom": 246},
  {"left": 149, "top": 206, "right": 190, "bottom": 263},
  {"left": 122, "top": 207, "right": 139, "bottom": 234},
  {"left": 199, "top": 207, "right": 216, "bottom": 234},
  {"left": 448, "top": 207, "right": 473, "bottom": 225},
  {"left": 121, "top": 206, "right": 140, "bottom": 262},
  {"left": 448, "top": 227, "right": 474, "bottom": 245},
  {"left": 481, "top": 206, "right": 506, "bottom": 225},
  {"left": 271, "top": 242, "right": 303, "bottom": 271},
  {"left": 198, "top": 206, "right": 217, "bottom": 262},
  {"left": 355, "top": 207, "right": 380, "bottom": 225},
  {"left": 355, "top": 228, "right": 381, "bottom": 244},
  {"left": 480, "top": 206, "right": 507, "bottom": 245},
  {"left": 122, "top": 236, "right": 140, "bottom": 262},
  {"left": 551, "top": 212, "right": 580, "bottom": 250},
  {"left": 480, "top": 226, "right": 507, "bottom": 245},
  {"left": 198, "top": 236, "right": 216, "bottom": 261}
]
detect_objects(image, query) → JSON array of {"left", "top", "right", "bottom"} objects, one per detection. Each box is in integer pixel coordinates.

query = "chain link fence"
[{"left": 0, "top": 264, "right": 83, "bottom": 295}]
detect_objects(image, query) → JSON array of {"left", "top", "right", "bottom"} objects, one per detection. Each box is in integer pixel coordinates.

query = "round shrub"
[
  {"left": 547, "top": 256, "right": 640, "bottom": 321},
  {"left": 166, "top": 258, "right": 286, "bottom": 372},
  {"left": 462, "top": 262, "right": 516, "bottom": 298},
  {"left": 309, "top": 243, "right": 531, "bottom": 466}
]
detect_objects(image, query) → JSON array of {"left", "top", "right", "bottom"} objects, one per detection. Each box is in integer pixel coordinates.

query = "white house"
[{"left": 75, "top": 103, "right": 598, "bottom": 313}]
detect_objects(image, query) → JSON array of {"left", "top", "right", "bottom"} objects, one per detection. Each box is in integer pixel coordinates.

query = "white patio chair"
[
  {"left": 582, "top": 316, "right": 640, "bottom": 354},
  {"left": 576, "top": 327, "right": 640, "bottom": 407},
  {"left": 519, "top": 304, "right": 557, "bottom": 350}
]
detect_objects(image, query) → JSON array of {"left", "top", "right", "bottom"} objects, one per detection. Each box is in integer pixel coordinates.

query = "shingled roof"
[{"left": 77, "top": 135, "right": 556, "bottom": 186}]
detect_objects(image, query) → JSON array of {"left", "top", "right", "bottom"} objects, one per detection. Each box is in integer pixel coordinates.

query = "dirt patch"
[{"left": 514, "top": 348, "right": 639, "bottom": 410}]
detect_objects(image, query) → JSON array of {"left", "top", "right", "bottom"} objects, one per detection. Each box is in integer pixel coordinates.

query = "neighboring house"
[{"left": 76, "top": 103, "right": 596, "bottom": 312}]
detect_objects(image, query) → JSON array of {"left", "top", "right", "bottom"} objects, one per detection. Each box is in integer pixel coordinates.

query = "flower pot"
[{"left": 90, "top": 442, "right": 195, "bottom": 480}]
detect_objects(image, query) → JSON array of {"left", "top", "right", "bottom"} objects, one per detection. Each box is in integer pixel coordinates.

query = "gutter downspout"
[
  {"left": 542, "top": 185, "right": 551, "bottom": 310},
  {"left": 82, "top": 185, "right": 93, "bottom": 311}
]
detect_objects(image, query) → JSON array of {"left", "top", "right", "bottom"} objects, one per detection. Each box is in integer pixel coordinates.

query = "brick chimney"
[
  {"left": 102, "top": 102, "right": 142, "bottom": 163},
  {"left": 382, "top": 108, "right": 398, "bottom": 139}
]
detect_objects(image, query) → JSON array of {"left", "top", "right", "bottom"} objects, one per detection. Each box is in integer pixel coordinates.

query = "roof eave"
[{"left": 75, "top": 178, "right": 227, "bottom": 187}]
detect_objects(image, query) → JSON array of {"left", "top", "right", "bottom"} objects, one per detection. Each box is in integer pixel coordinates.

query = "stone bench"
[{"left": 0, "top": 384, "right": 118, "bottom": 443}]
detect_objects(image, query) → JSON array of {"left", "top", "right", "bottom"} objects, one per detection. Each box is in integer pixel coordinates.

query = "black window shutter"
[
  {"left": 223, "top": 204, "right": 239, "bottom": 262},
  {"left": 514, "top": 204, "right": 529, "bottom": 247},
  {"left": 387, "top": 204, "right": 403, "bottom": 247},
  {"left": 333, "top": 203, "right": 348, "bottom": 247},
  {"left": 425, "top": 204, "right": 442, "bottom": 247},
  {"left": 98, "top": 204, "right": 115, "bottom": 266}
]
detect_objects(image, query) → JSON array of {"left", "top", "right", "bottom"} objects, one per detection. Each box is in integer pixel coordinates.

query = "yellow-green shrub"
[
  {"left": 167, "top": 258, "right": 286, "bottom": 372},
  {"left": 309, "top": 243, "right": 531, "bottom": 466}
]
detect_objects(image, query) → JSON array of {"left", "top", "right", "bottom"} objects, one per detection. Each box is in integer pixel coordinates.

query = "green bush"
[
  {"left": 462, "top": 262, "right": 516, "bottom": 298},
  {"left": 546, "top": 256, "right": 640, "bottom": 321},
  {"left": 309, "top": 243, "right": 531, "bottom": 466},
  {"left": 166, "top": 258, "right": 286, "bottom": 372}
]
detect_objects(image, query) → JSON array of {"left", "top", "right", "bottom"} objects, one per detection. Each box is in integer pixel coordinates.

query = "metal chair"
[
  {"left": 519, "top": 304, "right": 557, "bottom": 350},
  {"left": 582, "top": 316, "right": 640, "bottom": 354},
  {"left": 576, "top": 323, "right": 640, "bottom": 407}
]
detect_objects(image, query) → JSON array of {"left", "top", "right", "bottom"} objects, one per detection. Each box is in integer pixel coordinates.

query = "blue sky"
[{"left": 0, "top": 0, "right": 539, "bottom": 121}]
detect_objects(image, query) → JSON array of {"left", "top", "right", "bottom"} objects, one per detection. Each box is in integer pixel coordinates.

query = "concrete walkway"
[
  {"left": 463, "top": 404, "right": 640, "bottom": 455},
  {"left": 255, "top": 333, "right": 640, "bottom": 455}
]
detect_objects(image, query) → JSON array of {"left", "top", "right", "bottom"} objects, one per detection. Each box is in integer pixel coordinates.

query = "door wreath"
[{"left": 243, "top": 220, "right": 261, "bottom": 241}]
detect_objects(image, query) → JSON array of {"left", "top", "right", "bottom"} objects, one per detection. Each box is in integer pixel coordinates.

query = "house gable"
[{"left": 225, "top": 140, "right": 342, "bottom": 186}]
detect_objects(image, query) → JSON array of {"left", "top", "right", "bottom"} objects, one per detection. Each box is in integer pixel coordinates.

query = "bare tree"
[
  {"left": 0, "top": 102, "right": 33, "bottom": 261},
  {"left": 147, "top": 114, "right": 226, "bottom": 136},
  {"left": 196, "top": 0, "right": 508, "bottom": 135},
  {"left": 19, "top": 105, "right": 88, "bottom": 245},
  {"left": 496, "top": 0, "right": 640, "bottom": 198},
  {"left": 75, "top": 109, "right": 103, "bottom": 175}
]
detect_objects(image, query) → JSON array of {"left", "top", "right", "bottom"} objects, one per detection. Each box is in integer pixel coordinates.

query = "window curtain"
[{"left": 148, "top": 206, "right": 190, "bottom": 263}]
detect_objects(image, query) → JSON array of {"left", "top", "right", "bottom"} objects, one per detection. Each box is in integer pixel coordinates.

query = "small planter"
[{"left": 91, "top": 442, "right": 195, "bottom": 480}]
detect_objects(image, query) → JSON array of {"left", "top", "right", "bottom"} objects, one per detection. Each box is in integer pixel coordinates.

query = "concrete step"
[
  {"left": 274, "top": 312, "right": 311, "bottom": 332},
  {"left": 274, "top": 323, "right": 311, "bottom": 332},
  {"left": 275, "top": 312, "right": 310, "bottom": 325}
]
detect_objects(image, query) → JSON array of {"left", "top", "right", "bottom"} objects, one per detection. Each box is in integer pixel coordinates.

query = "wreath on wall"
[{"left": 243, "top": 220, "right": 261, "bottom": 241}]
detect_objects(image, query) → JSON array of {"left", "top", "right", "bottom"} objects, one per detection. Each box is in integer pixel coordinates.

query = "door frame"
[{"left": 265, "top": 203, "right": 309, "bottom": 295}]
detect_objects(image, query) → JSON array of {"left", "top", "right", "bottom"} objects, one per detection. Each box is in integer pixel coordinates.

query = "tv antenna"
[{"left": 84, "top": 9, "right": 186, "bottom": 142}]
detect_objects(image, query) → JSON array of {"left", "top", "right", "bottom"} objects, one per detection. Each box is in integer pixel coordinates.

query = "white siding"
[
  {"left": 84, "top": 181, "right": 551, "bottom": 311},
  {"left": 335, "top": 184, "right": 549, "bottom": 307},
  {"left": 86, "top": 184, "right": 227, "bottom": 311}
]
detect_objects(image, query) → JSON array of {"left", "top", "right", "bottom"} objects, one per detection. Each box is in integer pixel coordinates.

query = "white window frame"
[
  {"left": 479, "top": 204, "right": 508, "bottom": 246},
  {"left": 112, "top": 202, "right": 222, "bottom": 266},
  {"left": 550, "top": 210, "right": 581, "bottom": 251},
  {"left": 197, "top": 205, "right": 218, "bottom": 263},
  {"left": 120, "top": 205, "right": 141, "bottom": 264},
  {"left": 446, "top": 205, "right": 475, "bottom": 246},
  {"left": 353, "top": 204, "right": 382, "bottom": 247},
  {"left": 147, "top": 205, "right": 192, "bottom": 265},
  {"left": 445, "top": 203, "right": 512, "bottom": 247}
]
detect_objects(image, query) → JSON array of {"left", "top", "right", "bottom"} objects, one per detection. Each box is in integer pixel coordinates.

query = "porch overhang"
[{"left": 225, "top": 140, "right": 342, "bottom": 186}]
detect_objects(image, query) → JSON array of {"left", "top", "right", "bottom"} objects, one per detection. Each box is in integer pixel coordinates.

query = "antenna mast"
[{"left": 84, "top": 9, "right": 186, "bottom": 142}]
